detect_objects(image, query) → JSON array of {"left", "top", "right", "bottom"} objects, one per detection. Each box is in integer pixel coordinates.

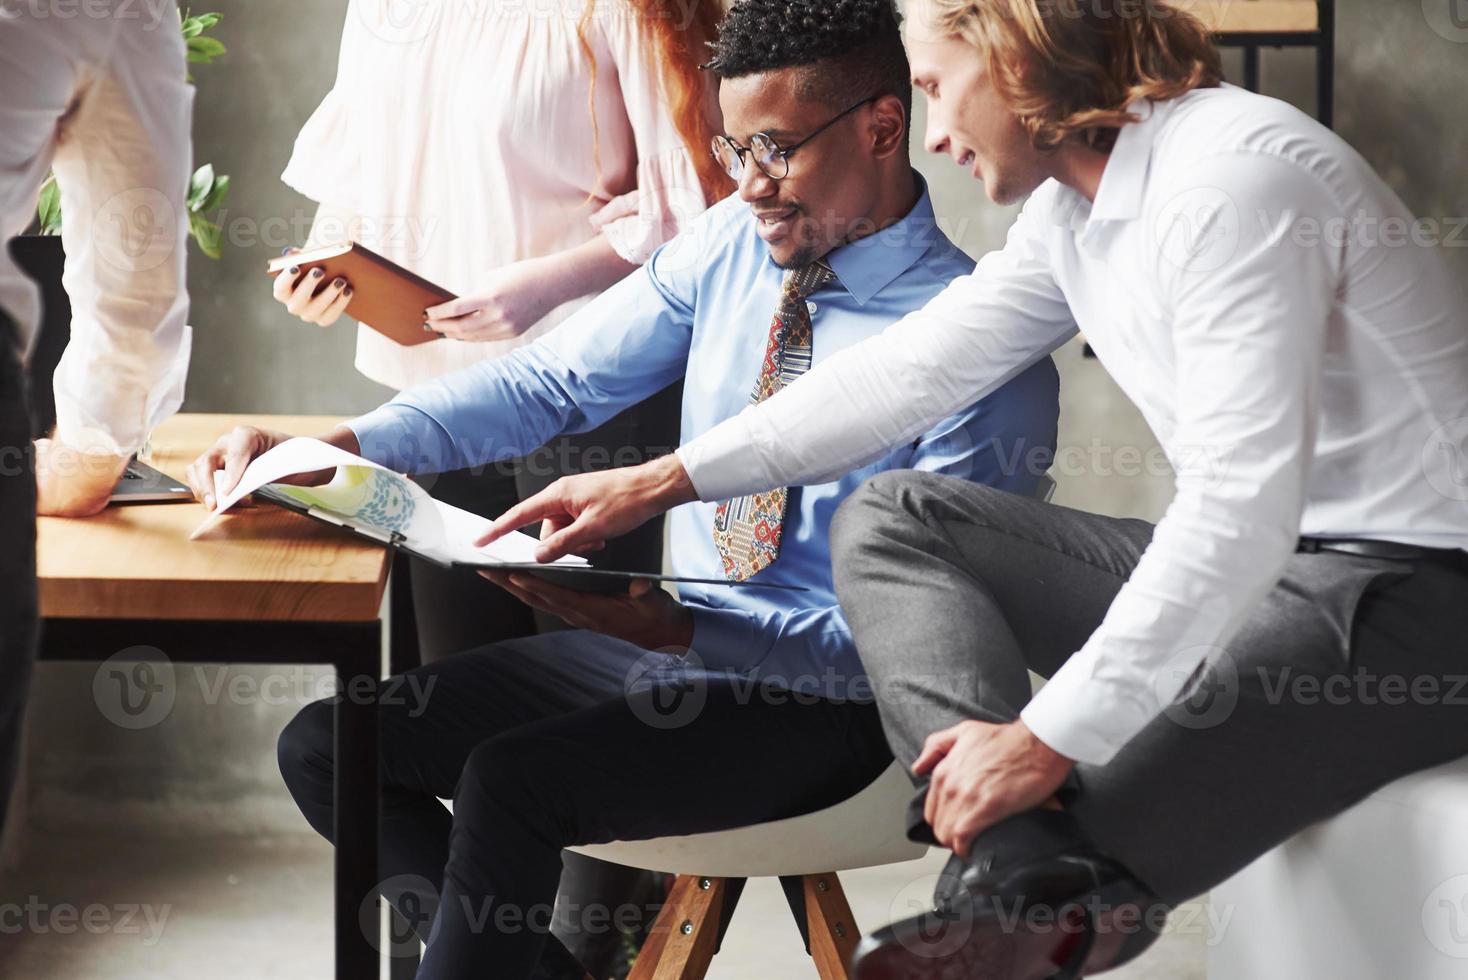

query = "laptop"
[{"left": 111, "top": 457, "right": 194, "bottom": 504}]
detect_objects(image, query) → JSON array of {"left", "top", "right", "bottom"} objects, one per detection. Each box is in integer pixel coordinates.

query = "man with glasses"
[{"left": 191, "top": 0, "right": 1057, "bottom": 974}]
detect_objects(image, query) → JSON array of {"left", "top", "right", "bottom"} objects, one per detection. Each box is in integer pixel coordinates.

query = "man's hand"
[
  {"left": 478, "top": 455, "right": 699, "bottom": 562},
  {"left": 184, "top": 424, "right": 360, "bottom": 511},
  {"left": 34, "top": 438, "right": 128, "bottom": 517},
  {"left": 481, "top": 572, "right": 695, "bottom": 651},
  {"left": 913, "top": 719, "right": 1075, "bottom": 859}
]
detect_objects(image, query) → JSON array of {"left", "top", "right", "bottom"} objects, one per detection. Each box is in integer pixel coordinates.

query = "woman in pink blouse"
[
  {"left": 273, "top": 0, "right": 727, "bottom": 647},
  {"left": 269, "top": 0, "right": 728, "bottom": 974}
]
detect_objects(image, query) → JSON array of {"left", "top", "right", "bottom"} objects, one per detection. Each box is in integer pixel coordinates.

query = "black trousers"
[
  {"left": 401, "top": 382, "right": 682, "bottom": 974},
  {"left": 0, "top": 309, "right": 37, "bottom": 835},
  {"left": 277, "top": 631, "right": 892, "bottom": 979}
]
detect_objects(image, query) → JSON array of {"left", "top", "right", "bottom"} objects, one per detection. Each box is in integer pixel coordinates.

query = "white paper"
[{"left": 195, "top": 437, "right": 586, "bottom": 566}]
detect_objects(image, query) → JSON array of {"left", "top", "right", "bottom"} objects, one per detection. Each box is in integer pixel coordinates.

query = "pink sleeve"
[
  {"left": 280, "top": 2, "right": 366, "bottom": 211},
  {"left": 590, "top": 12, "right": 716, "bottom": 264}
]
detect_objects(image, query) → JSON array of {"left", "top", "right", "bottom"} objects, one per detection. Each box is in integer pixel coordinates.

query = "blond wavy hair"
[{"left": 919, "top": 0, "right": 1222, "bottom": 152}]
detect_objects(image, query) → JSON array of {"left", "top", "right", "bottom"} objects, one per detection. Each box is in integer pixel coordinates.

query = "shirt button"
[{"left": 806, "top": 301, "right": 818, "bottom": 315}]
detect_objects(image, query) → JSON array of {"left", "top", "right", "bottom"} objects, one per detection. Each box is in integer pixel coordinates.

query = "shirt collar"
[
  {"left": 1085, "top": 97, "right": 1172, "bottom": 224},
  {"left": 819, "top": 172, "right": 941, "bottom": 306}
]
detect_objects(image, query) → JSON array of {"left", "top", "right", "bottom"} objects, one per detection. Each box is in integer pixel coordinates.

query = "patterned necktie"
[{"left": 712, "top": 261, "right": 837, "bottom": 581}]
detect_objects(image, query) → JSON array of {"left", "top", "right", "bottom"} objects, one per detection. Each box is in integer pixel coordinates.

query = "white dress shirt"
[
  {"left": 0, "top": 2, "right": 193, "bottom": 456},
  {"left": 677, "top": 85, "right": 1468, "bottom": 766}
]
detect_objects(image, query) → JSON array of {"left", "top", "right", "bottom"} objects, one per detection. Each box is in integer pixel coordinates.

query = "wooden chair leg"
[
  {"left": 628, "top": 874, "right": 730, "bottom": 980},
  {"left": 802, "top": 873, "right": 861, "bottom": 980}
]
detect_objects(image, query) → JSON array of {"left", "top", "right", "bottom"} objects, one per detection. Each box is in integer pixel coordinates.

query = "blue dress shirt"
[{"left": 347, "top": 176, "right": 1059, "bottom": 696}]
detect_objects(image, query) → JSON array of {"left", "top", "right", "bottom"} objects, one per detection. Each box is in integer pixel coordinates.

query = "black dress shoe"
[{"left": 852, "top": 810, "right": 1164, "bottom": 980}]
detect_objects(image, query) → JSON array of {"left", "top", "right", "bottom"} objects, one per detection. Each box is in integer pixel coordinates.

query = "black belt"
[{"left": 1298, "top": 536, "right": 1468, "bottom": 574}]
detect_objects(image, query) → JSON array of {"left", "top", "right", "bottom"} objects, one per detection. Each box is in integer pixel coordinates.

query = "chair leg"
[
  {"left": 628, "top": 875, "right": 730, "bottom": 980},
  {"left": 800, "top": 873, "right": 860, "bottom": 980}
]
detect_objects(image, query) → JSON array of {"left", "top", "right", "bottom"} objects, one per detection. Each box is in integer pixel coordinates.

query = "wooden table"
[
  {"left": 37, "top": 413, "right": 394, "bottom": 980},
  {"left": 1176, "top": 0, "right": 1319, "bottom": 33}
]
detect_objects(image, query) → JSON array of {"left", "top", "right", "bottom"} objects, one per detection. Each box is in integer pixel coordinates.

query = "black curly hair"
[{"left": 705, "top": 0, "right": 912, "bottom": 134}]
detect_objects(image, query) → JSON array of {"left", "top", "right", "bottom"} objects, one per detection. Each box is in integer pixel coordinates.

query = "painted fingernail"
[
  {"left": 422, "top": 321, "right": 432, "bottom": 332},
  {"left": 281, "top": 246, "right": 294, "bottom": 256},
  {"left": 288, "top": 266, "right": 299, "bottom": 275},
  {"left": 312, "top": 268, "right": 324, "bottom": 278},
  {"left": 333, "top": 277, "right": 346, "bottom": 288},
  {"left": 344, "top": 287, "right": 353, "bottom": 297}
]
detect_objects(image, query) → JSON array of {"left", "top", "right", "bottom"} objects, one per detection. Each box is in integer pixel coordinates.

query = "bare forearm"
[
  {"left": 319, "top": 424, "right": 361, "bottom": 457},
  {"left": 529, "top": 235, "right": 639, "bottom": 310}
]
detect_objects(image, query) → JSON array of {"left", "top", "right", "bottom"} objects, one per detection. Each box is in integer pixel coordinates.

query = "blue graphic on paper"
[
  {"left": 354, "top": 472, "right": 416, "bottom": 534},
  {"left": 274, "top": 467, "right": 417, "bottom": 536}
]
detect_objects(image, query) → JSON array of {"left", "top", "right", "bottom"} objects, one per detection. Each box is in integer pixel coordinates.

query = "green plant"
[{"left": 34, "top": 9, "right": 231, "bottom": 260}]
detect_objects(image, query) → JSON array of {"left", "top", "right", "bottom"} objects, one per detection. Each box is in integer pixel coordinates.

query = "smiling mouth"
[{"left": 756, "top": 207, "right": 797, "bottom": 225}]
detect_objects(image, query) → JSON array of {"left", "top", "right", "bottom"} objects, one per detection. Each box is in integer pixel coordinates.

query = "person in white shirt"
[
  {"left": 0, "top": 2, "right": 192, "bottom": 832},
  {"left": 482, "top": 0, "right": 1468, "bottom": 974}
]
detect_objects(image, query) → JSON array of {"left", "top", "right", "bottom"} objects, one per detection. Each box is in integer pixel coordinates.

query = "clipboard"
[{"left": 255, "top": 486, "right": 807, "bottom": 595}]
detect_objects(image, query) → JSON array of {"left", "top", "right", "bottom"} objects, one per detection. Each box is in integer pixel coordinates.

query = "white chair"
[
  {"left": 1208, "top": 755, "right": 1468, "bottom": 979},
  {"left": 570, "top": 759, "right": 925, "bottom": 979},
  {"left": 572, "top": 476, "right": 1055, "bottom": 979}
]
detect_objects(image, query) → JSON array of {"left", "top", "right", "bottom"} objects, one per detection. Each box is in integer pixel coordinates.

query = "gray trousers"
[
  {"left": 831, "top": 471, "right": 1468, "bottom": 904},
  {"left": 0, "top": 309, "right": 36, "bottom": 836}
]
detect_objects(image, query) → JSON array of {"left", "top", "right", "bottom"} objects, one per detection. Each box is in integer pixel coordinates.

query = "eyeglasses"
[{"left": 711, "top": 96, "right": 877, "bottom": 182}]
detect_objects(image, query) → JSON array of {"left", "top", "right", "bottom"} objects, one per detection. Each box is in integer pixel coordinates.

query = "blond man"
[{"left": 487, "top": 1, "right": 1468, "bottom": 976}]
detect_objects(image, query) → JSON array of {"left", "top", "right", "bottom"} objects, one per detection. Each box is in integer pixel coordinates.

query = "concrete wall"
[{"left": 15, "top": 0, "right": 1468, "bottom": 836}]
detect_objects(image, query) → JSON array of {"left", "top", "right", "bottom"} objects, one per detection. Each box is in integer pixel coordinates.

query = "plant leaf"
[
  {"left": 199, "top": 173, "right": 230, "bottom": 214},
  {"left": 187, "top": 164, "right": 215, "bottom": 211},
  {"left": 186, "top": 35, "right": 227, "bottom": 64},
  {"left": 189, "top": 212, "right": 223, "bottom": 260},
  {"left": 37, "top": 179, "right": 62, "bottom": 235}
]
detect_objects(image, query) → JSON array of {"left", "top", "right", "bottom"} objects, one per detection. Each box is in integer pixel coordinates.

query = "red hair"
[{"left": 578, "top": 0, "right": 734, "bottom": 205}]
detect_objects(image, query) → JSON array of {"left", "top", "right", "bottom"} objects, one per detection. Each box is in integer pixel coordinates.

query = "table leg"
[
  {"left": 335, "top": 632, "right": 382, "bottom": 980},
  {"left": 388, "top": 554, "right": 423, "bottom": 978}
]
